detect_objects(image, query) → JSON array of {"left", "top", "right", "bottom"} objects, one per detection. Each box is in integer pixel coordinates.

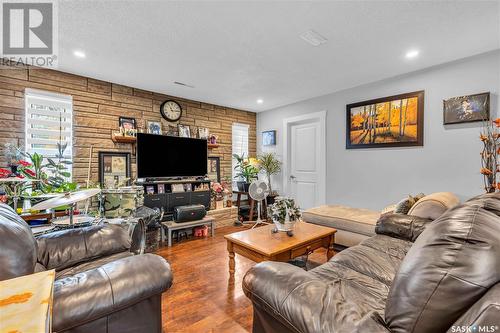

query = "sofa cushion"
[
  {"left": 407, "top": 191, "right": 459, "bottom": 219},
  {"left": 385, "top": 193, "right": 500, "bottom": 333},
  {"left": 302, "top": 205, "right": 380, "bottom": 236},
  {"left": 55, "top": 252, "right": 133, "bottom": 279},
  {"left": 37, "top": 224, "right": 131, "bottom": 271},
  {"left": 311, "top": 235, "right": 411, "bottom": 287}
]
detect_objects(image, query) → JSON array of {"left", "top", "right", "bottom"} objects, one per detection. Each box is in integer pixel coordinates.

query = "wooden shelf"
[
  {"left": 208, "top": 143, "right": 219, "bottom": 149},
  {"left": 112, "top": 133, "right": 137, "bottom": 144}
]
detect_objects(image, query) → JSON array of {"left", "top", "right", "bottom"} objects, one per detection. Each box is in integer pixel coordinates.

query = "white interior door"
[{"left": 283, "top": 111, "right": 326, "bottom": 210}]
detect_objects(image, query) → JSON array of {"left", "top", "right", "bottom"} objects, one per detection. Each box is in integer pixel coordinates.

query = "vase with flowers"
[
  {"left": 211, "top": 182, "right": 230, "bottom": 210},
  {"left": 268, "top": 197, "right": 302, "bottom": 232},
  {"left": 233, "top": 153, "right": 260, "bottom": 192},
  {"left": 480, "top": 118, "right": 500, "bottom": 193}
]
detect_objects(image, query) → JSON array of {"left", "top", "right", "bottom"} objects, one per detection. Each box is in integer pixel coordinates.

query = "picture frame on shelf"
[
  {"left": 346, "top": 90, "right": 424, "bottom": 149},
  {"left": 198, "top": 127, "right": 209, "bottom": 139},
  {"left": 157, "top": 184, "right": 165, "bottom": 194},
  {"left": 146, "top": 186, "right": 155, "bottom": 195},
  {"left": 118, "top": 117, "right": 137, "bottom": 137},
  {"left": 262, "top": 130, "right": 276, "bottom": 146},
  {"left": 166, "top": 125, "right": 177, "bottom": 136},
  {"left": 178, "top": 124, "right": 191, "bottom": 138},
  {"left": 119, "top": 117, "right": 136, "bottom": 130},
  {"left": 443, "top": 92, "right": 490, "bottom": 125},
  {"left": 207, "top": 156, "right": 221, "bottom": 183},
  {"left": 147, "top": 120, "right": 162, "bottom": 135},
  {"left": 98, "top": 152, "right": 131, "bottom": 188}
]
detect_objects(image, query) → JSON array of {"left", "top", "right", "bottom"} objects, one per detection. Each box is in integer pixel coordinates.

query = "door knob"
[{"left": 290, "top": 175, "right": 297, "bottom": 180}]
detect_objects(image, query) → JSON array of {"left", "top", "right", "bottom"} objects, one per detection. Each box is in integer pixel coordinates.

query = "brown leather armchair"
[
  {"left": 0, "top": 203, "right": 172, "bottom": 333},
  {"left": 243, "top": 193, "right": 500, "bottom": 333}
]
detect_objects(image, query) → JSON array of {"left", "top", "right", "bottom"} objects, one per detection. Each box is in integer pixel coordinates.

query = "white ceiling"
[{"left": 58, "top": 1, "right": 500, "bottom": 112}]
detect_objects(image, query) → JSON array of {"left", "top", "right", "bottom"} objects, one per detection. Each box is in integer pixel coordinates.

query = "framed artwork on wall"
[
  {"left": 207, "top": 156, "right": 220, "bottom": 183},
  {"left": 443, "top": 92, "right": 490, "bottom": 125},
  {"left": 346, "top": 90, "right": 424, "bottom": 149},
  {"left": 99, "top": 152, "right": 131, "bottom": 188},
  {"left": 262, "top": 130, "right": 276, "bottom": 146}
]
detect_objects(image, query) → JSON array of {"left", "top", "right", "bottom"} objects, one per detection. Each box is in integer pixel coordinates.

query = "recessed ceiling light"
[
  {"left": 257, "top": 99, "right": 263, "bottom": 104},
  {"left": 405, "top": 49, "right": 419, "bottom": 59},
  {"left": 73, "top": 50, "right": 86, "bottom": 58},
  {"left": 300, "top": 30, "right": 327, "bottom": 47}
]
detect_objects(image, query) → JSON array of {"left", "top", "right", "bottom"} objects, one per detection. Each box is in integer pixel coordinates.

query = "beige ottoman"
[
  {"left": 302, "top": 205, "right": 380, "bottom": 248},
  {"left": 302, "top": 192, "right": 460, "bottom": 248}
]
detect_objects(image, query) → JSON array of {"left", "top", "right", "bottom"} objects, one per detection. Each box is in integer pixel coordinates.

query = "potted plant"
[
  {"left": 268, "top": 197, "right": 302, "bottom": 232},
  {"left": 233, "top": 153, "right": 260, "bottom": 192},
  {"left": 258, "top": 152, "right": 282, "bottom": 204}
]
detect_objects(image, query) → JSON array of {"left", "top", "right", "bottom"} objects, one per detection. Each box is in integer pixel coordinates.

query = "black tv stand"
[{"left": 138, "top": 178, "right": 211, "bottom": 220}]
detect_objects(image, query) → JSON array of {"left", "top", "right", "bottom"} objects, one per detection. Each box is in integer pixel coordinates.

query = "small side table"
[
  {"left": 234, "top": 190, "right": 267, "bottom": 222},
  {"left": 161, "top": 216, "right": 215, "bottom": 247}
]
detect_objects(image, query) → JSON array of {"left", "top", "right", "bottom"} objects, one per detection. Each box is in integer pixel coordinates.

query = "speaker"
[{"left": 173, "top": 204, "right": 207, "bottom": 223}]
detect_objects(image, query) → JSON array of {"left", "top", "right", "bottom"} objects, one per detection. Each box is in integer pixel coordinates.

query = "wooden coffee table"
[{"left": 224, "top": 222, "right": 336, "bottom": 275}]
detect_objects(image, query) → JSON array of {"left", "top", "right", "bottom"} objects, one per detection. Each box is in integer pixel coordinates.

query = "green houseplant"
[
  {"left": 233, "top": 153, "right": 260, "bottom": 192},
  {"left": 258, "top": 152, "right": 282, "bottom": 201}
]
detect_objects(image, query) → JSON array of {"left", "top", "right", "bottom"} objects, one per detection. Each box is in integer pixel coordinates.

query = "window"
[
  {"left": 25, "top": 88, "right": 73, "bottom": 179},
  {"left": 232, "top": 123, "right": 249, "bottom": 181}
]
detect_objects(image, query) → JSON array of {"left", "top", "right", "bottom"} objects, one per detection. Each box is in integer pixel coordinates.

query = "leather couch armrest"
[
  {"left": 243, "top": 262, "right": 323, "bottom": 332},
  {"left": 37, "top": 224, "right": 131, "bottom": 270},
  {"left": 375, "top": 213, "right": 432, "bottom": 242},
  {"left": 53, "top": 253, "right": 172, "bottom": 332}
]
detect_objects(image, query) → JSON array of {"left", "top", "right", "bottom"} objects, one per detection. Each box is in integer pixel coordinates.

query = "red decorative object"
[
  {"left": 194, "top": 225, "right": 209, "bottom": 237},
  {"left": 0, "top": 168, "right": 11, "bottom": 178}
]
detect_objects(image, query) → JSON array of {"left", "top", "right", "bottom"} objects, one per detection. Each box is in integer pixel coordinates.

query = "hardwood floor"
[{"left": 156, "top": 225, "right": 329, "bottom": 333}]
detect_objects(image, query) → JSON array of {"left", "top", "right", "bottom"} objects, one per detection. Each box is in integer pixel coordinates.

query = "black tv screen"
[{"left": 137, "top": 133, "right": 207, "bottom": 178}]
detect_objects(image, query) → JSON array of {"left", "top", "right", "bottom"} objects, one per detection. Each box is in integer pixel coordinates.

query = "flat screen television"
[{"left": 137, "top": 133, "right": 208, "bottom": 178}]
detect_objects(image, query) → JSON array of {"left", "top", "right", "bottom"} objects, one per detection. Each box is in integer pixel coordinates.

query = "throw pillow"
[{"left": 394, "top": 195, "right": 417, "bottom": 214}]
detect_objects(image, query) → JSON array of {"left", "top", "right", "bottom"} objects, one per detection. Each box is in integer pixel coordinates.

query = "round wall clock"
[{"left": 160, "top": 100, "right": 182, "bottom": 122}]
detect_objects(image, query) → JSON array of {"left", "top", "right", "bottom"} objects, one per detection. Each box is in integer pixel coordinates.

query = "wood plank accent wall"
[{"left": 0, "top": 64, "right": 256, "bottom": 185}]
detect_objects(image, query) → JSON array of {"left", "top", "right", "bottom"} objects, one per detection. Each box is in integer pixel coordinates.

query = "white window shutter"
[
  {"left": 25, "top": 88, "right": 73, "bottom": 179},
  {"left": 232, "top": 123, "right": 249, "bottom": 182}
]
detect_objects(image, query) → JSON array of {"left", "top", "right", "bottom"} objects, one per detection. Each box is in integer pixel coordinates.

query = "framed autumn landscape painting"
[{"left": 346, "top": 91, "right": 424, "bottom": 149}]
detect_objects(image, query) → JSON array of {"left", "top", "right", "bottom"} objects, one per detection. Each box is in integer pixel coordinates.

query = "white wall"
[{"left": 257, "top": 50, "right": 500, "bottom": 210}]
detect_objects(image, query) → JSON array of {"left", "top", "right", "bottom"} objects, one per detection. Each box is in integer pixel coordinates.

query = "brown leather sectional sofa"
[
  {"left": 243, "top": 193, "right": 500, "bottom": 333},
  {"left": 0, "top": 203, "right": 172, "bottom": 333}
]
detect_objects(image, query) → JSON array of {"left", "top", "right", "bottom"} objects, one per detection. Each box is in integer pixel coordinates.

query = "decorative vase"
[
  {"left": 266, "top": 194, "right": 277, "bottom": 205},
  {"left": 243, "top": 182, "right": 250, "bottom": 192},
  {"left": 273, "top": 215, "right": 296, "bottom": 232},
  {"left": 210, "top": 199, "right": 216, "bottom": 210},
  {"left": 9, "top": 165, "right": 19, "bottom": 176},
  {"left": 215, "top": 200, "right": 224, "bottom": 210},
  {"left": 236, "top": 181, "right": 245, "bottom": 192},
  {"left": 22, "top": 199, "right": 32, "bottom": 213}
]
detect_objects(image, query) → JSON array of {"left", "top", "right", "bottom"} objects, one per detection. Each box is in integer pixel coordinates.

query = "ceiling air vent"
[
  {"left": 174, "top": 81, "right": 195, "bottom": 88},
  {"left": 299, "top": 30, "right": 327, "bottom": 47}
]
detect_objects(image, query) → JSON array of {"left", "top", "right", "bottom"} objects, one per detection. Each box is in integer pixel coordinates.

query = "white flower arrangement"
[{"left": 268, "top": 197, "right": 301, "bottom": 223}]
